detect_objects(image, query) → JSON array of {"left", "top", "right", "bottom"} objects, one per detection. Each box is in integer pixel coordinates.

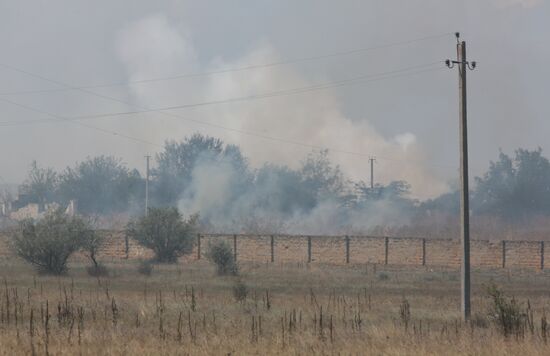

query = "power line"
[
  {"left": 0, "top": 62, "right": 444, "bottom": 126},
  {"left": 0, "top": 98, "right": 454, "bottom": 170},
  {"left": 149, "top": 63, "right": 444, "bottom": 112},
  {"left": 0, "top": 62, "right": 453, "bottom": 168},
  {"left": 0, "top": 32, "right": 452, "bottom": 96},
  {"left": 0, "top": 55, "right": 456, "bottom": 169},
  {"left": 0, "top": 96, "right": 162, "bottom": 147}
]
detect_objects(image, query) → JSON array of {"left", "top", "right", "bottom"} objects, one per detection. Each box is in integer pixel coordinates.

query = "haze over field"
[
  {"left": 3, "top": 6, "right": 550, "bottom": 354},
  {"left": 1, "top": 0, "right": 549, "bottom": 200}
]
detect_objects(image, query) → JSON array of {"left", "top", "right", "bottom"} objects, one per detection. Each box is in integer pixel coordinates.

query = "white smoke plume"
[{"left": 115, "top": 14, "right": 448, "bottom": 201}]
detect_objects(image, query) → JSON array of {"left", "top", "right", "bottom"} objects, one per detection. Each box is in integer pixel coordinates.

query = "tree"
[
  {"left": 126, "top": 207, "right": 198, "bottom": 263},
  {"left": 251, "top": 164, "right": 316, "bottom": 215},
  {"left": 473, "top": 148, "right": 550, "bottom": 219},
  {"left": 419, "top": 190, "right": 460, "bottom": 215},
  {"left": 354, "top": 180, "right": 415, "bottom": 208},
  {"left": 58, "top": 156, "right": 143, "bottom": 214},
  {"left": 472, "top": 151, "right": 515, "bottom": 217},
  {"left": 513, "top": 148, "right": 550, "bottom": 214},
  {"left": 177, "top": 141, "right": 252, "bottom": 222},
  {"left": 18, "top": 161, "right": 58, "bottom": 209},
  {"left": 153, "top": 134, "right": 250, "bottom": 206},
  {"left": 12, "top": 209, "right": 95, "bottom": 274},
  {"left": 345, "top": 180, "right": 418, "bottom": 232},
  {"left": 153, "top": 134, "right": 224, "bottom": 205},
  {"left": 82, "top": 230, "right": 108, "bottom": 276},
  {"left": 300, "top": 150, "right": 346, "bottom": 203}
]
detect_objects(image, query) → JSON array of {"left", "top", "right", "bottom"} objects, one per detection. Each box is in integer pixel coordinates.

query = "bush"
[
  {"left": 126, "top": 207, "right": 198, "bottom": 263},
  {"left": 487, "top": 284, "right": 526, "bottom": 337},
  {"left": 137, "top": 260, "right": 154, "bottom": 276},
  {"left": 11, "top": 209, "right": 94, "bottom": 275},
  {"left": 207, "top": 240, "right": 238, "bottom": 276},
  {"left": 232, "top": 279, "right": 248, "bottom": 302}
]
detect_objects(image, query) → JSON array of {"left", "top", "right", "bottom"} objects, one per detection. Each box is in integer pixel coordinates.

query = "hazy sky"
[{"left": 0, "top": 0, "right": 549, "bottom": 198}]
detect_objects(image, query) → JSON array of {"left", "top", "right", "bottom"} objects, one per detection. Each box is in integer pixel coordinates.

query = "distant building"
[
  {"left": 9, "top": 203, "right": 41, "bottom": 220},
  {"left": 0, "top": 194, "right": 77, "bottom": 221}
]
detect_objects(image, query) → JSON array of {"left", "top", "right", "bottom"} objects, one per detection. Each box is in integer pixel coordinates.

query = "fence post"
[
  {"left": 124, "top": 233, "right": 129, "bottom": 259},
  {"left": 233, "top": 234, "right": 237, "bottom": 262},
  {"left": 541, "top": 241, "right": 545, "bottom": 270},
  {"left": 307, "top": 236, "right": 312, "bottom": 263},
  {"left": 502, "top": 240, "right": 506, "bottom": 268},
  {"left": 422, "top": 238, "right": 426, "bottom": 266},
  {"left": 197, "top": 233, "right": 201, "bottom": 260},
  {"left": 270, "top": 235, "right": 275, "bottom": 263},
  {"left": 345, "top": 235, "right": 350, "bottom": 264},
  {"left": 384, "top": 237, "right": 389, "bottom": 265}
]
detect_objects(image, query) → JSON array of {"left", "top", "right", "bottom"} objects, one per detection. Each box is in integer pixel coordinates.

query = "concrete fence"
[{"left": 0, "top": 232, "right": 547, "bottom": 269}]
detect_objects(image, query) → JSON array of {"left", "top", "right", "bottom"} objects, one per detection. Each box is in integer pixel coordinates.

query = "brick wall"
[
  {"left": 348, "top": 236, "right": 386, "bottom": 264},
  {"left": 425, "top": 239, "right": 461, "bottom": 267},
  {"left": 0, "top": 232, "right": 547, "bottom": 270},
  {"left": 273, "top": 235, "right": 308, "bottom": 263},
  {"left": 471, "top": 240, "right": 502, "bottom": 268},
  {"left": 505, "top": 241, "right": 543, "bottom": 269}
]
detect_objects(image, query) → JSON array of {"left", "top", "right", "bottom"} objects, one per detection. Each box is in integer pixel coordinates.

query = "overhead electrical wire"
[
  {"left": 0, "top": 62, "right": 444, "bottom": 125},
  {"left": 142, "top": 62, "right": 444, "bottom": 112},
  {"left": 0, "top": 63, "right": 453, "bottom": 168},
  {"left": 0, "top": 32, "right": 455, "bottom": 167},
  {"left": 0, "top": 32, "right": 452, "bottom": 96},
  {"left": 0, "top": 96, "right": 162, "bottom": 147}
]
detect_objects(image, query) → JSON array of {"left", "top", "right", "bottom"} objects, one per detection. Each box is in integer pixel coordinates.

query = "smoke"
[
  {"left": 111, "top": 13, "right": 451, "bottom": 233},
  {"left": 1, "top": 0, "right": 549, "bottom": 199},
  {"left": 3, "top": 3, "right": 545, "bottom": 234},
  {"left": 115, "top": 14, "right": 448, "bottom": 200},
  {"left": 160, "top": 143, "right": 415, "bottom": 234},
  {"left": 178, "top": 156, "right": 242, "bottom": 220}
]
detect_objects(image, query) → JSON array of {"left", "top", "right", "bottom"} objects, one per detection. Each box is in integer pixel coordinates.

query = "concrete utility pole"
[
  {"left": 369, "top": 157, "right": 376, "bottom": 189},
  {"left": 145, "top": 155, "right": 150, "bottom": 216},
  {"left": 446, "top": 32, "right": 476, "bottom": 320}
]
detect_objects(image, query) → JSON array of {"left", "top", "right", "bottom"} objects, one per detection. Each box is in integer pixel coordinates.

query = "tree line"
[{"left": 14, "top": 133, "right": 550, "bottom": 228}]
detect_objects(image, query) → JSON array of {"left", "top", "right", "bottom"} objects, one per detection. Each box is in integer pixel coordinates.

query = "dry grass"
[{"left": 1, "top": 257, "right": 550, "bottom": 355}]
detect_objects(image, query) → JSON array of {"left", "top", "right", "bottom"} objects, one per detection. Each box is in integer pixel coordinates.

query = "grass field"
[{"left": 1, "top": 258, "right": 550, "bottom": 355}]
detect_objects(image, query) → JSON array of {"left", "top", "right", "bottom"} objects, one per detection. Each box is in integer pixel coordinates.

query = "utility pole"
[
  {"left": 446, "top": 32, "right": 476, "bottom": 320},
  {"left": 145, "top": 155, "right": 150, "bottom": 216},
  {"left": 369, "top": 157, "right": 376, "bottom": 189}
]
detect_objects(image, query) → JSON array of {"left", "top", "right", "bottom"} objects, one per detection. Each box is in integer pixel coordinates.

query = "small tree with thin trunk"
[
  {"left": 12, "top": 209, "right": 93, "bottom": 274},
  {"left": 126, "top": 207, "right": 198, "bottom": 263},
  {"left": 82, "top": 231, "right": 108, "bottom": 276}
]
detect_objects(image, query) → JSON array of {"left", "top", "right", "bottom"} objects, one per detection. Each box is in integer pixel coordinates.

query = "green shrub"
[
  {"left": 207, "top": 240, "right": 238, "bottom": 276},
  {"left": 11, "top": 209, "right": 95, "bottom": 275},
  {"left": 487, "top": 284, "right": 525, "bottom": 337},
  {"left": 126, "top": 207, "right": 198, "bottom": 263}
]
